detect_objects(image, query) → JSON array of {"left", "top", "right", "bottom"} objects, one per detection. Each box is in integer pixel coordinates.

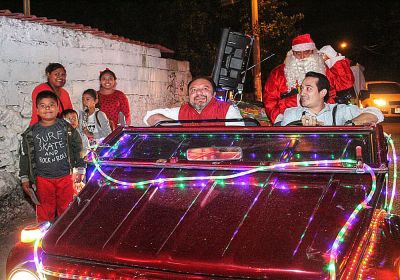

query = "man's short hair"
[
  {"left": 188, "top": 76, "right": 216, "bottom": 93},
  {"left": 305, "top": 71, "right": 330, "bottom": 102},
  {"left": 36, "top": 90, "right": 58, "bottom": 106}
]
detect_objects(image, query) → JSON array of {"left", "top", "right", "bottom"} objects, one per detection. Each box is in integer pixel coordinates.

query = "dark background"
[
  {"left": 286, "top": 0, "right": 400, "bottom": 81},
  {"left": 1, "top": 0, "right": 399, "bottom": 85}
]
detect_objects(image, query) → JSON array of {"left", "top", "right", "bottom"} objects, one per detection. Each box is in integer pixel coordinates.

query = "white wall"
[{"left": 0, "top": 15, "right": 191, "bottom": 217}]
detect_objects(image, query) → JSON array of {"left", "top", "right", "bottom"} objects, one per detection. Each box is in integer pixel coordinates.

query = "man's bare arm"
[{"left": 147, "top": 114, "right": 174, "bottom": 126}]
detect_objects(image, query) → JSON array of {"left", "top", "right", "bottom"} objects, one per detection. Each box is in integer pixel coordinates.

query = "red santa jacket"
[
  {"left": 329, "top": 58, "right": 354, "bottom": 91},
  {"left": 178, "top": 97, "right": 231, "bottom": 125},
  {"left": 262, "top": 64, "right": 338, "bottom": 123}
]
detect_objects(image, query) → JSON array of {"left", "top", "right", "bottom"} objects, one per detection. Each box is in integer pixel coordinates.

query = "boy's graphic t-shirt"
[{"left": 33, "top": 119, "right": 70, "bottom": 178}]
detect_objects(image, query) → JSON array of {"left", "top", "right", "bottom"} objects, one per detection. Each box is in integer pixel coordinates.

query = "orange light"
[
  {"left": 20, "top": 222, "right": 50, "bottom": 243},
  {"left": 340, "top": 42, "right": 348, "bottom": 49}
]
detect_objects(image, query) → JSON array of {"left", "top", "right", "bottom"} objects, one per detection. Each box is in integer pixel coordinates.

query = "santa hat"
[
  {"left": 319, "top": 45, "right": 338, "bottom": 59},
  {"left": 291, "top": 34, "right": 316, "bottom": 52}
]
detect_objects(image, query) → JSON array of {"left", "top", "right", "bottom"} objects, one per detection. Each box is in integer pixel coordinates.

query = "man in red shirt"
[{"left": 143, "top": 76, "right": 242, "bottom": 126}]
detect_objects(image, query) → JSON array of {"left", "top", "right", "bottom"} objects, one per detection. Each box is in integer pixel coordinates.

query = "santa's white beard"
[{"left": 284, "top": 51, "right": 326, "bottom": 91}]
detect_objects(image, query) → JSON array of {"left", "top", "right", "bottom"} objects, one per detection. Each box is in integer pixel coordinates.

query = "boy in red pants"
[{"left": 19, "top": 91, "right": 85, "bottom": 223}]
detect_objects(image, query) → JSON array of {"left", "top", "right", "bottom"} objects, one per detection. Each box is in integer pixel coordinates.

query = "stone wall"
[{"left": 0, "top": 15, "right": 191, "bottom": 226}]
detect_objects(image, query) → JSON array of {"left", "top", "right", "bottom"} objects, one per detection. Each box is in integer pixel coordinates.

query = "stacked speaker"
[{"left": 212, "top": 28, "right": 254, "bottom": 96}]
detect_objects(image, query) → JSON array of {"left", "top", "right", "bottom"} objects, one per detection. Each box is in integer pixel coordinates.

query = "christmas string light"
[
  {"left": 384, "top": 132, "right": 397, "bottom": 214},
  {"left": 328, "top": 162, "right": 377, "bottom": 280},
  {"left": 91, "top": 154, "right": 357, "bottom": 188},
  {"left": 343, "top": 209, "right": 385, "bottom": 279},
  {"left": 33, "top": 223, "right": 49, "bottom": 280},
  {"left": 31, "top": 130, "right": 397, "bottom": 280},
  {"left": 355, "top": 209, "right": 385, "bottom": 279}
]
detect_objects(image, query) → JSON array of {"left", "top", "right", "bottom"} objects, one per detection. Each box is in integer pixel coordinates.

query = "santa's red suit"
[
  {"left": 320, "top": 45, "right": 354, "bottom": 102},
  {"left": 179, "top": 97, "right": 231, "bottom": 120}
]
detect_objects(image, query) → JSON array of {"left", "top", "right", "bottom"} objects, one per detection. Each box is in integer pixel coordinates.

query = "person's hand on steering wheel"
[{"left": 301, "top": 115, "right": 324, "bottom": 126}]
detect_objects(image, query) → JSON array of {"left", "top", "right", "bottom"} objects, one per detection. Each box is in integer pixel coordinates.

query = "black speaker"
[{"left": 212, "top": 28, "right": 254, "bottom": 94}]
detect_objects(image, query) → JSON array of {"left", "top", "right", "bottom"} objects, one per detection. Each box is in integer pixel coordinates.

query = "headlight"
[
  {"left": 20, "top": 221, "right": 51, "bottom": 243},
  {"left": 9, "top": 269, "right": 39, "bottom": 280},
  {"left": 373, "top": 99, "right": 387, "bottom": 107}
]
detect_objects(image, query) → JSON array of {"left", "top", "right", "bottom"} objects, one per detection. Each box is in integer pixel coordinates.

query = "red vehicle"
[{"left": 6, "top": 121, "right": 400, "bottom": 279}]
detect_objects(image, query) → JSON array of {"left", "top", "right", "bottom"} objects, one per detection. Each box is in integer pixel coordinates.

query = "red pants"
[{"left": 36, "top": 175, "right": 74, "bottom": 223}]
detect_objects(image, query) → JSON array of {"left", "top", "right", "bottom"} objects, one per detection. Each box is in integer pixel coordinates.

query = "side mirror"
[{"left": 358, "top": 89, "right": 370, "bottom": 101}]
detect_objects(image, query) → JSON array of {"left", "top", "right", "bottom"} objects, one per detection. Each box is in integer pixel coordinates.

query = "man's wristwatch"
[{"left": 344, "top": 120, "right": 355, "bottom": 126}]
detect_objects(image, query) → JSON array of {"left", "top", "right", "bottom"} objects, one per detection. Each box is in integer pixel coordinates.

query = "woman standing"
[
  {"left": 98, "top": 68, "right": 131, "bottom": 130},
  {"left": 30, "top": 63, "right": 73, "bottom": 125}
]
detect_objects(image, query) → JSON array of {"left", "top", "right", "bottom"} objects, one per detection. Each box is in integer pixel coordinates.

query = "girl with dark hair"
[
  {"left": 97, "top": 68, "right": 131, "bottom": 130},
  {"left": 79, "top": 89, "right": 111, "bottom": 145},
  {"left": 30, "top": 63, "right": 73, "bottom": 125}
]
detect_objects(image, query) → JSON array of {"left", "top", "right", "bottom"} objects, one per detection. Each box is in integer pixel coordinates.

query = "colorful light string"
[
  {"left": 384, "top": 132, "right": 397, "bottom": 214},
  {"left": 328, "top": 162, "right": 377, "bottom": 279},
  {"left": 91, "top": 154, "right": 357, "bottom": 188},
  {"left": 31, "top": 129, "right": 398, "bottom": 280},
  {"left": 328, "top": 132, "right": 397, "bottom": 279}
]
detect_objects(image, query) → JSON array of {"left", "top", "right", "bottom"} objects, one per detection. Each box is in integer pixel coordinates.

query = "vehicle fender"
[{"left": 6, "top": 242, "right": 36, "bottom": 279}]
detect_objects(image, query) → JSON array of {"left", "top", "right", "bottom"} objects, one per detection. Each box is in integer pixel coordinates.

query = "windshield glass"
[
  {"left": 96, "top": 131, "right": 373, "bottom": 165},
  {"left": 367, "top": 82, "right": 400, "bottom": 94}
]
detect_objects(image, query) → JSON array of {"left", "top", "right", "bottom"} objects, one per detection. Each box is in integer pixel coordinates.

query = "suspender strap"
[{"left": 332, "top": 104, "right": 338, "bottom": 126}]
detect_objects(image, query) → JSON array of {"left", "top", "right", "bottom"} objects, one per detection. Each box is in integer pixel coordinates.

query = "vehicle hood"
[{"left": 42, "top": 166, "right": 372, "bottom": 279}]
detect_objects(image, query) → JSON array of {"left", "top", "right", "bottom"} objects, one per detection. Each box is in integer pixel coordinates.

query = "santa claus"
[{"left": 263, "top": 34, "right": 347, "bottom": 124}]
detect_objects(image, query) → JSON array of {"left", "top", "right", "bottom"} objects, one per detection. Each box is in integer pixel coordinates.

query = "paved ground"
[
  {"left": 1, "top": 121, "right": 399, "bottom": 279},
  {"left": 0, "top": 212, "right": 35, "bottom": 279}
]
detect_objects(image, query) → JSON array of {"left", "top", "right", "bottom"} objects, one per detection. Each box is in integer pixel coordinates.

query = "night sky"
[
  {"left": 1, "top": 0, "right": 398, "bottom": 81},
  {"left": 288, "top": 0, "right": 399, "bottom": 81}
]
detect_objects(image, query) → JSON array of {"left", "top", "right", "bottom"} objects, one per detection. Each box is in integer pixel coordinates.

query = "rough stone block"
[
  {"left": 124, "top": 66, "right": 138, "bottom": 81},
  {"left": 0, "top": 61, "right": 11, "bottom": 81},
  {"left": 67, "top": 63, "right": 102, "bottom": 81},
  {"left": 0, "top": 82, "right": 8, "bottom": 106},
  {"left": 138, "top": 81, "right": 150, "bottom": 95},
  {"left": 178, "top": 61, "right": 190, "bottom": 72},
  {"left": 9, "top": 62, "right": 42, "bottom": 82},
  {"left": 146, "top": 47, "right": 161, "bottom": 58},
  {"left": 157, "top": 58, "right": 168, "bottom": 70},
  {"left": 155, "top": 70, "right": 169, "bottom": 82},
  {"left": 166, "top": 59, "right": 179, "bottom": 71},
  {"left": 146, "top": 56, "right": 161, "bottom": 68},
  {"left": 138, "top": 68, "right": 150, "bottom": 81},
  {"left": 102, "top": 49, "right": 124, "bottom": 64}
]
